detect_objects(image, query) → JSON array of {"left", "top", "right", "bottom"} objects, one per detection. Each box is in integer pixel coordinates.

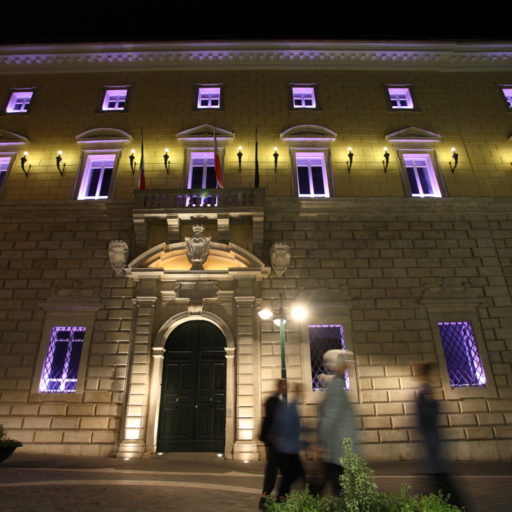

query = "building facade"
[{"left": 0, "top": 41, "right": 511, "bottom": 461}]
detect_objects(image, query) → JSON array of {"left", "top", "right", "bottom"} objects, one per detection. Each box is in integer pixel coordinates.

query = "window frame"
[
  {"left": 5, "top": 89, "right": 35, "bottom": 114},
  {"left": 299, "top": 303, "right": 358, "bottom": 406},
  {"left": 385, "top": 85, "right": 417, "bottom": 111},
  {"left": 75, "top": 151, "right": 120, "bottom": 200},
  {"left": 187, "top": 151, "right": 218, "bottom": 189},
  {"left": 426, "top": 308, "right": 497, "bottom": 400},
  {"left": 196, "top": 85, "right": 222, "bottom": 110},
  {"left": 290, "top": 85, "right": 318, "bottom": 110},
  {"left": 31, "top": 309, "right": 97, "bottom": 400},
  {"left": 397, "top": 150, "right": 445, "bottom": 198},
  {"left": 99, "top": 86, "right": 130, "bottom": 112},
  {"left": 292, "top": 150, "right": 332, "bottom": 198},
  {"left": 0, "top": 153, "right": 14, "bottom": 196},
  {"left": 499, "top": 86, "right": 512, "bottom": 110},
  {"left": 401, "top": 152, "right": 443, "bottom": 198}
]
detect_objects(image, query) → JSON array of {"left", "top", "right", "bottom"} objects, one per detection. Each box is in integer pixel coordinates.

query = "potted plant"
[{"left": 0, "top": 424, "right": 22, "bottom": 463}]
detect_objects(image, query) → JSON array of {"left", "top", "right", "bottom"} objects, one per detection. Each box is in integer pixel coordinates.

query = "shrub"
[
  {"left": 266, "top": 439, "right": 462, "bottom": 512},
  {"left": 0, "top": 424, "right": 22, "bottom": 448}
]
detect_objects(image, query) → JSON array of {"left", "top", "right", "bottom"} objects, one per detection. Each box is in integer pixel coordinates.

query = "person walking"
[
  {"left": 273, "top": 382, "right": 306, "bottom": 502},
  {"left": 317, "top": 349, "right": 358, "bottom": 496},
  {"left": 258, "top": 379, "right": 287, "bottom": 510}
]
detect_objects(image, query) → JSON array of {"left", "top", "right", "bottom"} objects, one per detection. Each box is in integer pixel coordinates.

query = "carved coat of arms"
[
  {"left": 270, "top": 242, "right": 291, "bottom": 277},
  {"left": 185, "top": 225, "right": 211, "bottom": 270}
]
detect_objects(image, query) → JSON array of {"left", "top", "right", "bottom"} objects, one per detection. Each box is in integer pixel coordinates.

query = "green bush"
[
  {"left": 0, "top": 424, "right": 22, "bottom": 448},
  {"left": 265, "top": 439, "right": 462, "bottom": 512}
]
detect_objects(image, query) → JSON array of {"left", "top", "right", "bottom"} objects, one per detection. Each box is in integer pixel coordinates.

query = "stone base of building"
[
  {"left": 232, "top": 440, "right": 259, "bottom": 461},
  {"left": 18, "top": 443, "right": 115, "bottom": 457}
]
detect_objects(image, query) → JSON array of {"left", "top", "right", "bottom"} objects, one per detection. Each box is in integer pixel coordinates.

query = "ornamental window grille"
[
  {"left": 39, "top": 326, "right": 86, "bottom": 393},
  {"left": 437, "top": 321, "right": 487, "bottom": 388},
  {"left": 309, "top": 324, "right": 348, "bottom": 391}
]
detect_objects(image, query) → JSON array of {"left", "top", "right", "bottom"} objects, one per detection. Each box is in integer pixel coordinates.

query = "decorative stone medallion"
[
  {"left": 108, "top": 240, "right": 129, "bottom": 276},
  {"left": 185, "top": 225, "right": 211, "bottom": 270},
  {"left": 270, "top": 242, "right": 291, "bottom": 277}
]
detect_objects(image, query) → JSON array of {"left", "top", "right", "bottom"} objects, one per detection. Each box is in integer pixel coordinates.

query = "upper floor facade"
[{"left": 0, "top": 40, "right": 512, "bottom": 202}]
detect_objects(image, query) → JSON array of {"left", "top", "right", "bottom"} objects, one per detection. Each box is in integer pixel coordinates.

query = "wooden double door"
[{"left": 157, "top": 321, "right": 226, "bottom": 452}]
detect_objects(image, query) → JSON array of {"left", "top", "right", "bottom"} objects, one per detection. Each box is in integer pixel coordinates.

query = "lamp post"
[{"left": 258, "top": 293, "right": 308, "bottom": 387}]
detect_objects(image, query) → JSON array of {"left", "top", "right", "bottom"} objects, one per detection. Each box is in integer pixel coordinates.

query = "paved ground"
[{"left": 1, "top": 452, "right": 511, "bottom": 511}]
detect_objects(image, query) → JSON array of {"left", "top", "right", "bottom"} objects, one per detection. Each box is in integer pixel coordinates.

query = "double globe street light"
[{"left": 258, "top": 293, "right": 309, "bottom": 385}]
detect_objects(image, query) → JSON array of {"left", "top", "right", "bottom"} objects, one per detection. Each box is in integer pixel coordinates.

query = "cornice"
[{"left": 1, "top": 41, "right": 512, "bottom": 74}]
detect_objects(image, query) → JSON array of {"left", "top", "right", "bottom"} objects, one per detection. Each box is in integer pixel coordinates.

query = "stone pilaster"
[
  {"left": 167, "top": 217, "right": 180, "bottom": 242},
  {"left": 232, "top": 294, "right": 260, "bottom": 461},
  {"left": 116, "top": 293, "right": 157, "bottom": 459}
]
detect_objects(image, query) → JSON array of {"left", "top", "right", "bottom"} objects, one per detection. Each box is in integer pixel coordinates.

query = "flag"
[
  {"left": 213, "top": 129, "right": 224, "bottom": 188},
  {"left": 254, "top": 127, "right": 259, "bottom": 188},
  {"left": 138, "top": 130, "right": 146, "bottom": 191}
]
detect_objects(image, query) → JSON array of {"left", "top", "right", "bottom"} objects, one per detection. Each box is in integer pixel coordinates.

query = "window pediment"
[
  {"left": 385, "top": 126, "right": 441, "bottom": 148},
  {"left": 0, "top": 129, "right": 29, "bottom": 147},
  {"left": 177, "top": 124, "right": 234, "bottom": 147},
  {"left": 280, "top": 124, "right": 337, "bottom": 147},
  {"left": 75, "top": 127, "right": 132, "bottom": 146}
]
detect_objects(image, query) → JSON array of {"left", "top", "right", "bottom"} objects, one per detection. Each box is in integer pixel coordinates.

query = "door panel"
[{"left": 157, "top": 321, "right": 226, "bottom": 452}]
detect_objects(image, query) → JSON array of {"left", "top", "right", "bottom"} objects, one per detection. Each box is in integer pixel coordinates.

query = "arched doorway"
[{"left": 157, "top": 320, "right": 226, "bottom": 452}]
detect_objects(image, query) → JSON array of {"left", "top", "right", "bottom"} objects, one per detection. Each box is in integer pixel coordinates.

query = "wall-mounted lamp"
[
  {"left": 382, "top": 147, "right": 390, "bottom": 173},
  {"left": 56, "top": 150, "right": 65, "bottom": 176},
  {"left": 346, "top": 147, "right": 354, "bottom": 172},
  {"left": 273, "top": 147, "right": 279, "bottom": 173},
  {"left": 20, "top": 151, "right": 30, "bottom": 176},
  {"left": 163, "top": 148, "right": 170, "bottom": 173},
  {"left": 237, "top": 146, "right": 243, "bottom": 172},
  {"left": 449, "top": 147, "right": 459, "bottom": 173},
  {"left": 129, "top": 149, "right": 136, "bottom": 174}
]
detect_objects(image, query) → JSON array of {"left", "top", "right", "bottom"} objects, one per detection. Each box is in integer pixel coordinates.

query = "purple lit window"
[
  {"left": 309, "top": 324, "right": 348, "bottom": 391},
  {"left": 296, "top": 153, "right": 329, "bottom": 198},
  {"left": 197, "top": 87, "right": 221, "bottom": 109},
  {"left": 403, "top": 154, "right": 441, "bottom": 198},
  {"left": 0, "top": 157, "right": 11, "bottom": 188},
  {"left": 188, "top": 152, "right": 217, "bottom": 189},
  {"left": 102, "top": 89, "right": 128, "bottom": 111},
  {"left": 77, "top": 154, "right": 115, "bottom": 200},
  {"left": 438, "top": 321, "right": 487, "bottom": 388},
  {"left": 6, "top": 91, "right": 33, "bottom": 113},
  {"left": 39, "top": 326, "right": 86, "bottom": 393},
  {"left": 501, "top": 88, "right": 512, "bottom": 109},
  {"left": 388, "top": 87, "right": 414, "bottom": 109},
  {"left": 292, "top": 86, "right": 316, "bottom": 109}
]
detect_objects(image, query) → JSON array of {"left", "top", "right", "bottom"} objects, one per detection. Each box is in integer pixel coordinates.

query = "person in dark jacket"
[
  {"left": 413, "top": 362, "right": 467, "bottom": 510},
  {"left": 259, "top": 379, "right": 287, "bottom": 510}
]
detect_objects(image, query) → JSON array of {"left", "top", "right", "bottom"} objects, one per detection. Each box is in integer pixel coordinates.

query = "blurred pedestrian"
[
  {"left": 258, "top": 378, "right": 287, "bottom": 510},
  {"left": 273, "top": 382, "right": 306, "bottom": 501},
  {"left": 413, "top": 361, "right": 467, "bottom": 510},
  {"left": 317, "top": 349, "right": 358, "bottom": 496}
]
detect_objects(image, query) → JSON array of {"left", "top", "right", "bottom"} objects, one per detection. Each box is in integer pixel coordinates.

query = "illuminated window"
[
  {"left": 501, "top": 88, "right": 512, "bottom": 109},
  {"left": 77, "top": 154, "right": 115, "bottom": 200},
  {"left": 102, "top": 88, "right": 128, "bottom": 111},
  {"left": 0, "top": 156, "right": 11, "bottom": 188},
  {"left": 6, "top": 91, "right": 33, "bottom": 113},
  {"left": 388, "top": 87, "right": 414, "bottom": 109},
  {"left": 292, "top": 86, "right": 316, "bottom": 109},
  {"left": 402, "top": 154, "right": 442, "bottom": 198},
  {"left": 39, "top": 326, "right": 86, "bottom": 393},
  {"left": 438, "top": 321, "right": 487, "bottom": 388},
  {"left": 188, "top": 152, "right": 217, "bottom": 189},
  {"left": 309, "top": 324, "right": 348, "bottom": 391},
  {"left": 296, "top": 152, "right": 330, "bottom": 198},
  {"left": 197, "top": 87, "right": 221, "bottom": 109}
]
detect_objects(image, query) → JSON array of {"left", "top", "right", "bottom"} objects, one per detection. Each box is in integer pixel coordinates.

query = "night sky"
[{"left": 1, "top": 1, "right": 510, "bottom": 45}]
